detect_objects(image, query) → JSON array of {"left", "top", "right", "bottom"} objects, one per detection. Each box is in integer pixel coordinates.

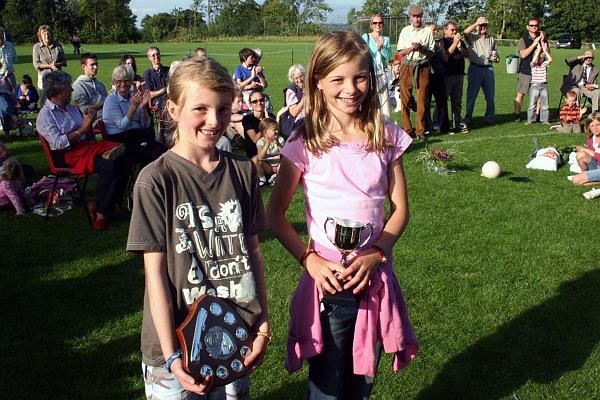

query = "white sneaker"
[{"left": 583, "top": 188, "right": 600, "bottom": 199}]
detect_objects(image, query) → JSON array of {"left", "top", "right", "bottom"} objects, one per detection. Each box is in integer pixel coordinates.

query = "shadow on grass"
[
  {"left": 417, "top": 269, "right": 600, "bottom": 400},
  {"left": 262, "top": 379, "right": 307, "bottom": 400},
  {"left": 2, "top": 256, "right": 145, "bottom": 399}
]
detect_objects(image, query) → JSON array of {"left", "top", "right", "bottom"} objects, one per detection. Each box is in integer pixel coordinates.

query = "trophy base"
[{"left": 322, "top": 288, "right": 357, "bottom": 307}]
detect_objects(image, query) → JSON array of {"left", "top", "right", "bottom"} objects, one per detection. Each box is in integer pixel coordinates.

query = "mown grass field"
[{"left": 1, "top": 39, "right": 599, "bottom": 399}]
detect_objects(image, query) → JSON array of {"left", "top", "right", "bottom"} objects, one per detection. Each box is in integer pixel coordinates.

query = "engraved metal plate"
[
  {"left": 231, "top": 359, "right": 243, "bottom": 372},
  {"left": 209, "top": 302, "right": 223, "bottom": 316},
  {"left": 205, "top": 326, "right": 237, "bottom": 360},
  {"left": 200, "top": 365, "right": 213, "bottom": 378},
  {"left": 235, "top": 327, "right": 248, "bottom": 341},
  {"left": 223, "top": 312, "right": 236, "bottom": 325},
  {"left": 216, "top": 365, "right": 229, "bottom": 379},
  {"left": 240, "top": 345, "right": 251, "bottom": 359}
]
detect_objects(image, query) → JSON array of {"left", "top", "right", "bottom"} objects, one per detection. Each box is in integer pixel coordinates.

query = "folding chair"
[{"left": 37, "top": 131, "right": 92, "bottom": 224}]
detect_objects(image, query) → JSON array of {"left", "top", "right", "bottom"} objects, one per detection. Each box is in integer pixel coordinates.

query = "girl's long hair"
[
  {"left": 166, "top": 57, "right": 235, "bottom": 146},
  {"left": 301, "top": 30, "right": 387, "bottom": 155}
]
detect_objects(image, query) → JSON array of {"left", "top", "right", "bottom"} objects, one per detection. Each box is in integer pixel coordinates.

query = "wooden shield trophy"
[{"left": 176, "top": 294, "right": 253, "bottom": 386}]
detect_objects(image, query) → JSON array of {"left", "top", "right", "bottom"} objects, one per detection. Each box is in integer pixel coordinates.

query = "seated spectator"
[
  {"left": 142, "top": 47, "right": 169, "bottom": 110},
  {"left": 554, "top": 90, "right": 587, "bottom": 133},
  {"left": 234, "top": 48, "right": 267, "bottom": 106},
  {"left": 119, "top": 54, "right": 144, "bottom": 90},
  {"left": 102, "top": 65, "right": 167, "bottom": 166},
  {"left": 0, "top": 72, "right": 17, "bottom": 136},
  {"left": 17, "top": 75, "right": 39, "bottom": 111},
  {"left": 0, "top": 157, "right": 26, "bottom": 215},
  {"left": 256, "top": 117, "right": 283, "bottom": 186},
  {"left": 242, "top": 89, "right": 274, "bottom": 170},
  {"left": 36, "top": 71, "right": 131, "bottom": 229},
  {"left": 561, "top": 51, "right": 600, "bottom": 112},
  {"left": 279, "top": 64, "right": 305, "bottom": 139},
  {"left": 572, "top": 112, "right": 600, "bottom": 185},
  {"left": 72, "top": 53, "right": 107, "bottom": 121}
]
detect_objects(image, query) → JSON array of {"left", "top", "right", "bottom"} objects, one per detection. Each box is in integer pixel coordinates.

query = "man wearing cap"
[
  {"left": 397, "top": 4, "right": 435, "bottom": 140},
  {"left": 561, "top": 51, "right": 600, "bottom": 112},
  {"left": 463, "top": 16, "right": 499, "bottom": 128},
  {"left": 514, "top": 17, "right": 548, "bottom": 122}
]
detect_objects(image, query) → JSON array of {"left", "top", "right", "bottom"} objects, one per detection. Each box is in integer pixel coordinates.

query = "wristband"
[
  {"left": 164, "top": 349, "right": 182, "bottom": 373},
  {"left": 299, "top": 248, "right": 316, "bottom": 267},
  {"left": 371, "top": 245, "right": 387, "bottom": 264},
  {"left": 255, "top": 331, "right": 273, "bottom": 343}
]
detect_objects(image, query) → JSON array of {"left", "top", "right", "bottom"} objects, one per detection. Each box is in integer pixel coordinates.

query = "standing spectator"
[
  {"left": 194, "top": 47, "right": 206, "bottom": 57},
  {"left": 441, "top": 20, "right": 469, "bottom": 134},
  {"left": 560, "top": 51, "right": 600, "bottom": 112},
  {"left": 425, "top": 23, "right": 449, "bottom": 133},
  {"left": 0, "top": 28, "right": 16, "bottom": 95},
  {"left": 362, "top": 14, "right": 392, "bottom": 118},
  {"left": 526, "top": 45, "right": 552, "bottom": 124},
  {"left": 515, "top": 18, "right": 547, "bottom": 122},
  {"left": 72, "top": 53, "right": 108, "bottom": 121},
  {"left": 463, "top": 17, "right": 499, "bottom": 129},
  {"left": 32, "top": 25, "right": 67, "bottom": 94},
  {"left": 17, "top": 74, "right": 39, "bottom": 111},
  {"left": 70, "top": 32, "right": 82, "bottom": 54},
  {"left": 142, "top": 47, "right": 169, "bottom": 109},
  {"left": 397, "top": 5, "right": 435, "bottom": 140}
]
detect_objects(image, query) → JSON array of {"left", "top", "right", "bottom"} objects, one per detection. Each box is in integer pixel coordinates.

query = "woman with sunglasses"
[
  {"left": 242, "top": 89, "right": 275, "bottom": 185},
  {"left": 362, "top": 14, "right": 393, "bottom": 118}
]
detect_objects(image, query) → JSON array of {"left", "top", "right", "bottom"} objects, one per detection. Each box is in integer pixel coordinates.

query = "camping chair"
[
  {"left": 557, "top": 75, "right": 589, "bottom": 118},
  {"left": 37, "top": 131, "right": 92, "bottom": 224}
]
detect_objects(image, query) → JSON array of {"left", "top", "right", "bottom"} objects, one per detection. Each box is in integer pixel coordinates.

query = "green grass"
[{"left": 1, "top": 41, "right": 600, "bottom": 399}]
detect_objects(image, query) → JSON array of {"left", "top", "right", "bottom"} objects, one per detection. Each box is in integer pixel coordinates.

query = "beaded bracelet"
[{"left": 256, "top": 331, "right": 273, "bottom": 343}]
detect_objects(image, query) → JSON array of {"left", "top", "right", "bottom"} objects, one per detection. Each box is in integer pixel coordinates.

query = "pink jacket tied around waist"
[{"left": 285, "top": 244, "right": 419, "bottom": 377}]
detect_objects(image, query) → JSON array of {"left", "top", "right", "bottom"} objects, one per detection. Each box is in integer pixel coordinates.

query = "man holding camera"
[
  {"left": 397, "top": 5, "right": 435, "bottom": 140},
  {"left": 515, "top": 17, "right": 547, "bottom": 122},
  {"left": 561, "top": 51, "right": 600, "bottom": 112}
]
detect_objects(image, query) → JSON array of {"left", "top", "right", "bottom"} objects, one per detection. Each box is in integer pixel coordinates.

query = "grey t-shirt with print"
[{"left": 127, "top": 150, "right": 265, "bottom": 367}]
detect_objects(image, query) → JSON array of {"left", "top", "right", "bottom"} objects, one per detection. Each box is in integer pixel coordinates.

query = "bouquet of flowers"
[{"left": 416, "top": 146, "right": 460, "bottom": 175}]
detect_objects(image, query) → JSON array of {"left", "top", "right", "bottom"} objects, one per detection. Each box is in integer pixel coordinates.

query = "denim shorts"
[{"left": 142, "top": 362, "right": 249, "bottom": 400}]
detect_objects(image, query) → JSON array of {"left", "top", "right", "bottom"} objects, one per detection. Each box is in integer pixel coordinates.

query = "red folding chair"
[{"left": 37, "top": 131, "right": 92, "bottom": 224}]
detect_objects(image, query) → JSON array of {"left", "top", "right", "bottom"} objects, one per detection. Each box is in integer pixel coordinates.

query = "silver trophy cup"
[{"left": 324, "top": 217, "right": 374, "bottom": 265}]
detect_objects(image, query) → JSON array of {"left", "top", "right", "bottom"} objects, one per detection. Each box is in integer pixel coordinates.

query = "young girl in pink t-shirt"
[{"left": 267, "top": 30, "right": 419, "bottom": 398}]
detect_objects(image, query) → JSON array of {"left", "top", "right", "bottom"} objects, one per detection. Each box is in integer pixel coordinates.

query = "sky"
[{"left": 129, "top": 0, "right": 352, "bottom": 27}]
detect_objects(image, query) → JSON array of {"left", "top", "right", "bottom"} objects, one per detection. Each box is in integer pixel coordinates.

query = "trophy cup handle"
[
  {"left": 358, "top": 223, "right": 374, "bottom": 249},
  {"left": 323, "top": 217, "right": 336, "bottom": 246}
]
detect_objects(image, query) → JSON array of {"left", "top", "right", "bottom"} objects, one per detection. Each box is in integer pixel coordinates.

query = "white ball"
[{"left": 481, "top": 161, "right": 501, "bottom": 179}]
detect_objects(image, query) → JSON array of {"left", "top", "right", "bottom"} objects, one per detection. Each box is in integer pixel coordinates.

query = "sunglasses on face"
[
  {"left": 585, "top": 57, "right": 594, "bottom": 61},
  {"left": 250, "top": 98, "right": 265, "bottom": 104},
  {"left": 528, "top": 24, "right": 539, "bottom": 27},
  {"left": 372, "top": 21, "right": 383, "bottom": 25}
]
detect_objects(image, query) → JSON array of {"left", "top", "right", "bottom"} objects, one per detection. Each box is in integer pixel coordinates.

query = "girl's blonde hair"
[
  {"left": 36, "top": 25, "right": 51, "bottom": 42},
  {"left": 302, "top": 30, "right": 387, "bottom": 155},
  {"left": 585, "top": 111, "right": 600, "bottom": 135},
  {"left": 0, "top": 158, "right": 24, "bottom": 182},
  {"left": 258, "top": 117, "right": 278, "bottom": 134},
  {"left": 167, "top": 57, "right": 235, "bottom": 146}
]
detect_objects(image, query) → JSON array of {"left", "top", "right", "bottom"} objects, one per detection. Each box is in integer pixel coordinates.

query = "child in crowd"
[
  {"left": 571, "top": 111, "right": 600, "bottom": 185},
  {"left": 553, "top": 90, "right": 587, "bottom": 133},
  {"left": 0, "top": 158, "right": 26, "bottom": 215},
  {"left": 256, "top": 117, "right": 283, "bottom": 186},
  {"left": 126, "top": 57, "right": 270, "bottom": 399},
  {"left": 527, "top": 44, "right": 552, "bottom": 124},
  {"left": 233, "top": 48, "right": 267, "bottom": 107},
  {"left": 17, "top": 75, "right": 40, "bottom": 112},
  {"left": 388, "top": 59, "right": 401, "bottom": 112},
  {"left": 267, "top": 30, "right": 419, "bottom": 398}
]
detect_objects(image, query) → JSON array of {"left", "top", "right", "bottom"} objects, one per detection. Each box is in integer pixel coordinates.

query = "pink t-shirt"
[{"left": 281, "top": 121, "right": 413, "bottom": 258}]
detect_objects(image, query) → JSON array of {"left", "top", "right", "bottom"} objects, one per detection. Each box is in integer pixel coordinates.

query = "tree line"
[{"left": 0, "top": 0, "right": 332, "bottom": 44}]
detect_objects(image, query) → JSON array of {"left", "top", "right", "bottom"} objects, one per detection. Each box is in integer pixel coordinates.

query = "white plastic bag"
[
  {"left": 568, "top": 151, "right": 582, "bottom": 173},
  {"left": 526, "top": 147, "right": 560, "bottom": 171}
]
